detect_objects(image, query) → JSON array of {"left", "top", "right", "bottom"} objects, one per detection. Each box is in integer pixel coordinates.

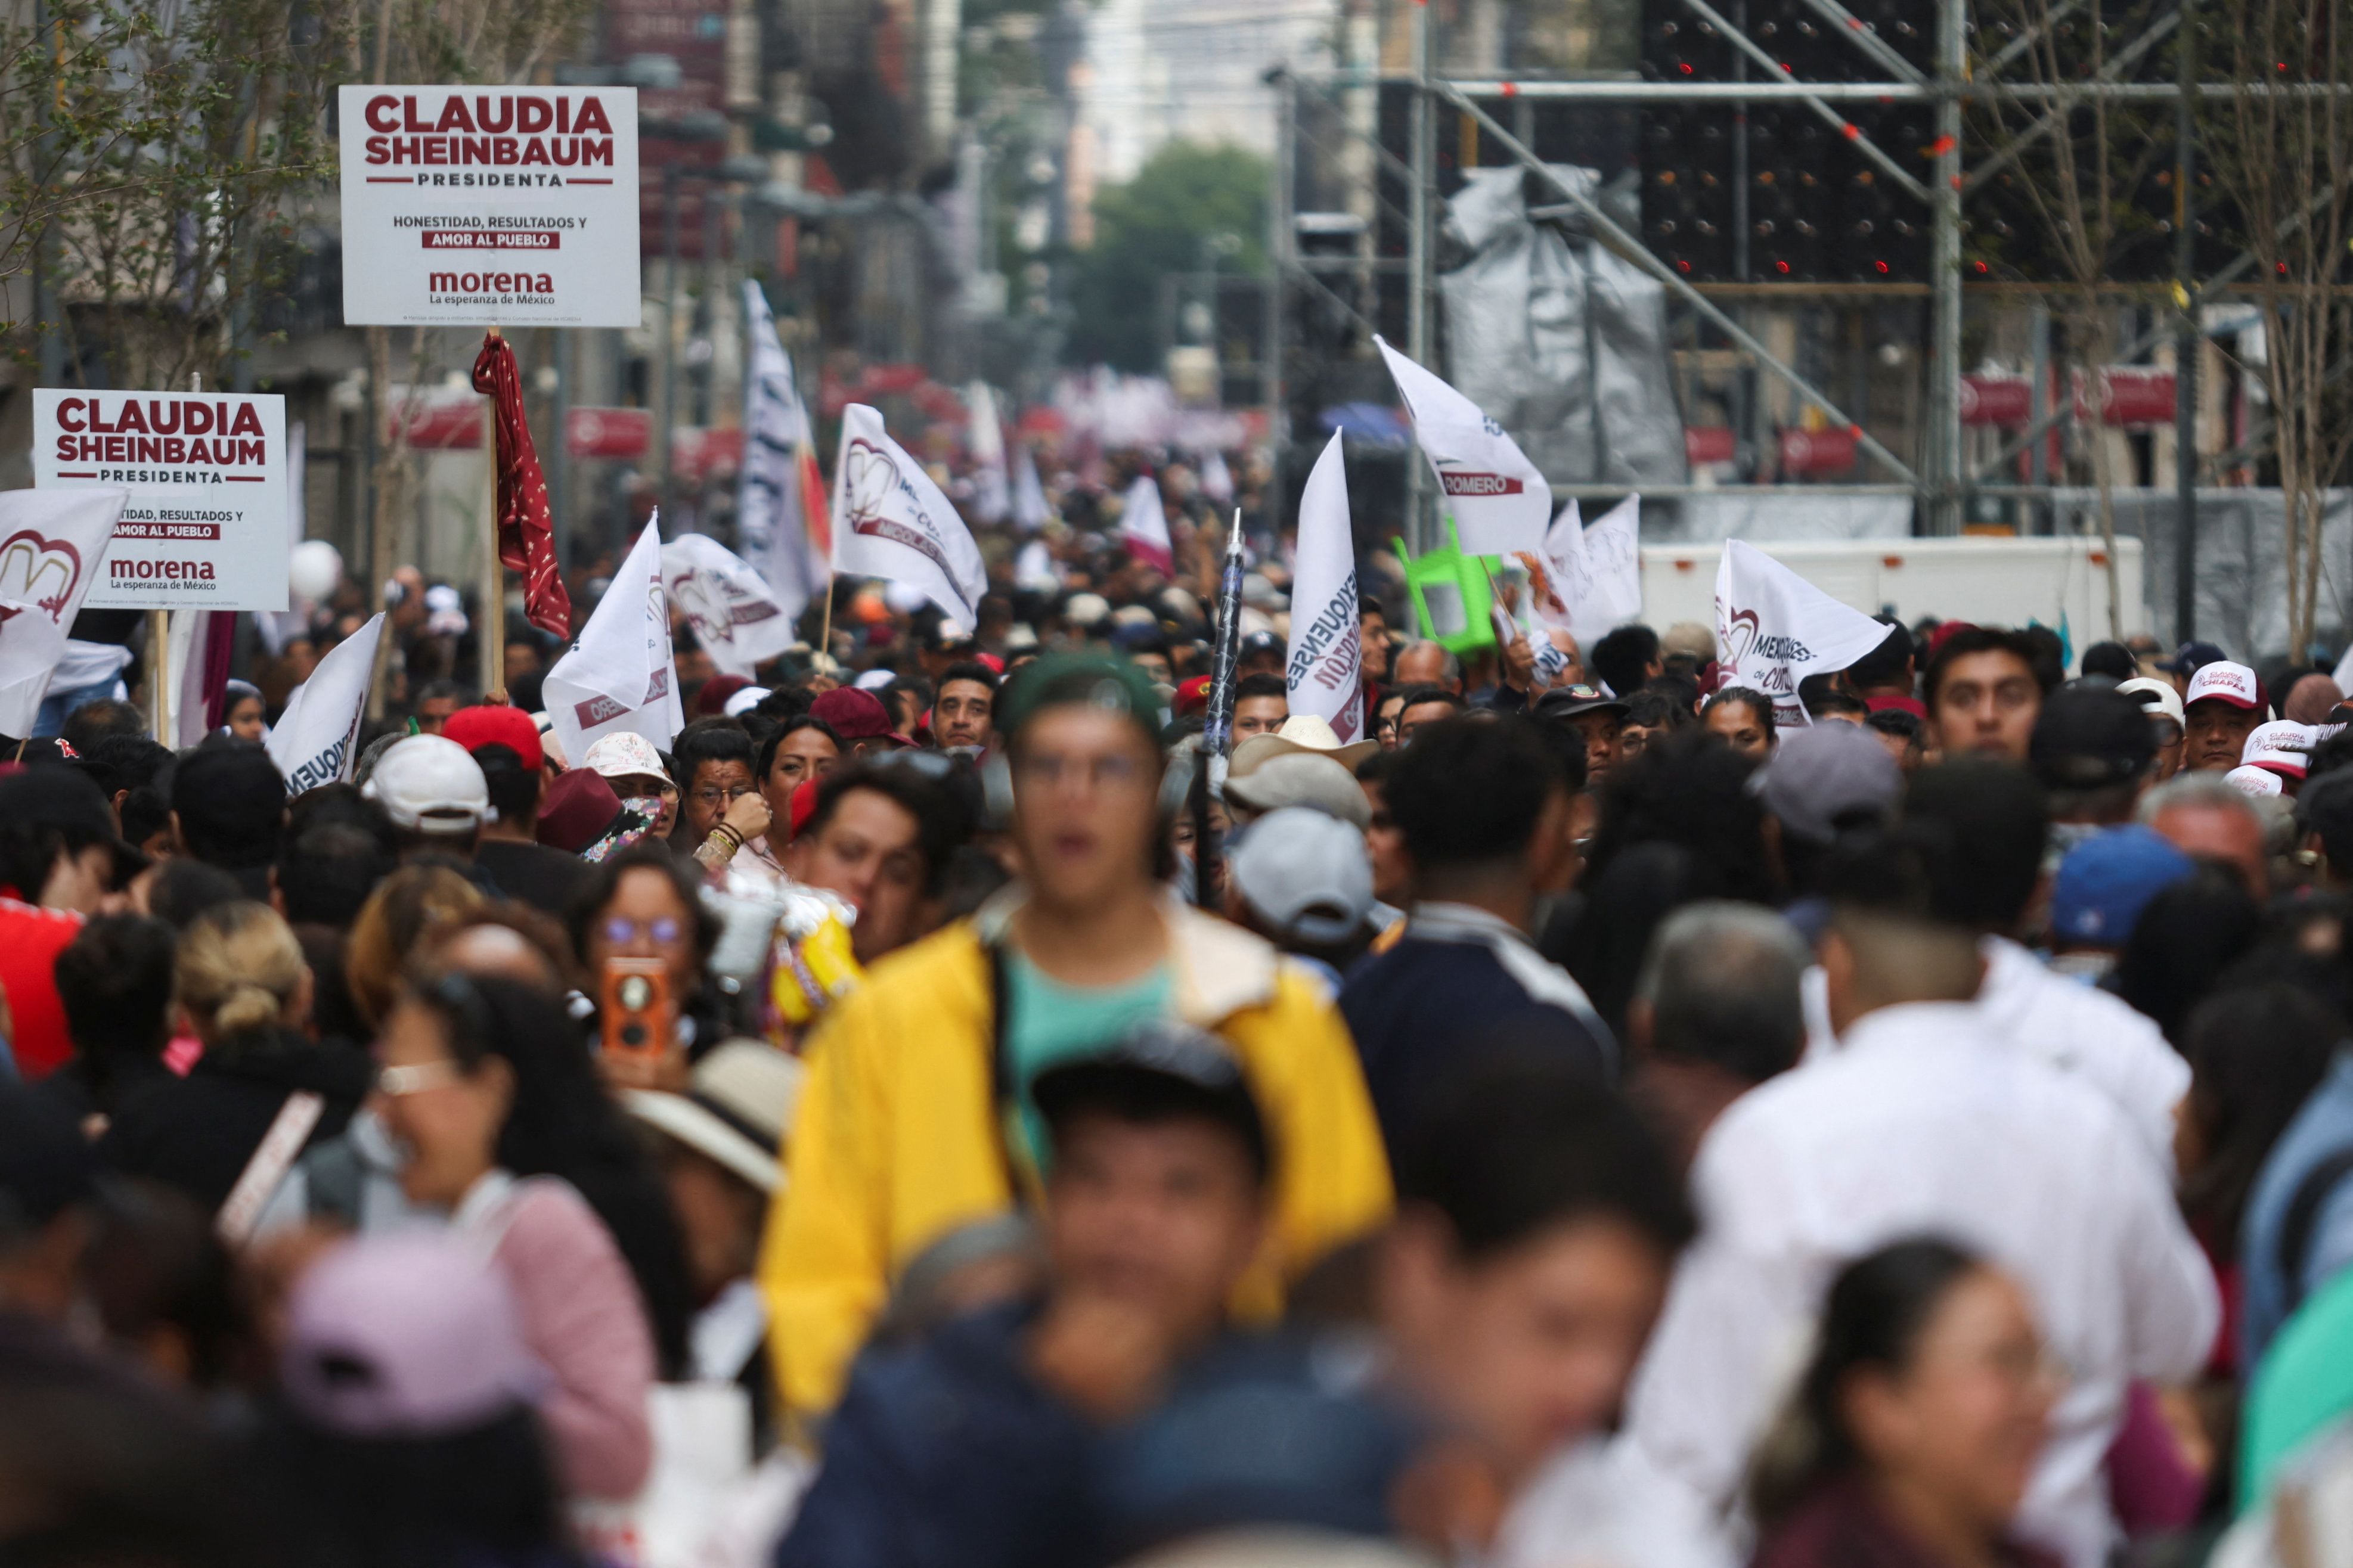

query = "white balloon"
[{"left": 289, "top": 539, "right": 343, "bottom": 605}]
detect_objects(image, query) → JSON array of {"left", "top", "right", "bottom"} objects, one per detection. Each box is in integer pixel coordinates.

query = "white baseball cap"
[
  {"left": 2185, "top": 660, "right": 2264, "bottom": 713},
  {"left": 2225, "top": 764, "right": 2284, "bottom": 798},
  {"left": 362, "top": 735, "right": 492, "bottom": 833},
  {"left": 2243, "top": 719, "right": 2317, "bottom": 779},
  {"left": 1228, "top": 807, "right": 1375, "bottom": 946},
  {"left": 723, "top": 685, "right": 771, "bottom": 719},
  {"left": 2116, "top": 676, "right": 2185, "bottom": 729}
]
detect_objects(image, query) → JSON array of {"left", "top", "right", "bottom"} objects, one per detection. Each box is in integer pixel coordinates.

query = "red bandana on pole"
[{"left": 472, "top": 333, "right": 572, "bottom": 639}]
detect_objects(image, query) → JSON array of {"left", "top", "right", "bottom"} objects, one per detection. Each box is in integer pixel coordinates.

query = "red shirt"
[{"left": 0, "top": 896, "right": 85, "bottom": 1080}]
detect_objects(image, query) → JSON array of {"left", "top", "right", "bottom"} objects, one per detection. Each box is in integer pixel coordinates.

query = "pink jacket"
[{"left": 458, "top": 1172, "right": 655, "bottom": 1500}]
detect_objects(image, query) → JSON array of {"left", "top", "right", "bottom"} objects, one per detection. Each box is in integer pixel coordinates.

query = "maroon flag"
[{"left": 471, "top": 333, "right": 572, "bottom": 639}]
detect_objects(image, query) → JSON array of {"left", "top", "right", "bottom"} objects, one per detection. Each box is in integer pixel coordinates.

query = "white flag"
[
  {"left": 268, "top": 613, "right": 385, "bottom": 793},
  {"left": 0, "top": 488, "right": 128, "bottom": 738},
  {"left": 1374, "top": 334, "right": 1550, "bottom": 555},
  {"left": 1715, "top": 540, "right": 1890, "bottom": 727},
  {"left": 1015, "top": 538, "right": 1059, "bottom": 593},
  {"left": 967, "top": 382, "right": 1010, "bottom": 524},
  {"left": 1012, "top": 442, "right": 1050, "bottom": 534},
  {"left": 1120, "top": 473, "right": 1172, "bottom": 573},
  {"left": 1521, "top": 495, "right": 1642, "bottom": 651},
  {"left": 170, "top": 609, "right": 217, "bottom": 747},
  {"left": 546, "top": 520, "right": 685, "bottom": 762},
  {"left": 1199, "top": 449, "right": 1234, "bottom": 505},
  {"left": 1285, "top": 431, "right": 1363, "bottom": 742},
  {"left": 832, "top": 403, "right": 988, "bottom": 626},
  {"left": 737, "top": 280, "right": 825, "bottom": 623},
  {"left": 661, "top": 533, "right": 795, "bottom": 680}
]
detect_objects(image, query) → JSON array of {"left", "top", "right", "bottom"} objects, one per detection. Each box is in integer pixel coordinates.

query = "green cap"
[{"left": 996, "top": 652, "right": 1165, "bottom": 749}]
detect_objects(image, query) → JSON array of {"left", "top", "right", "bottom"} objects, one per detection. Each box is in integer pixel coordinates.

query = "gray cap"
[
  {"left": 1223, "top": 752, "right": 1372, "bottom": 829},
  {"left": 1750, "top": 720, "right": 1902, "bottom": 844},
  {"left": 1228, "top": 807, "right": 1376, "bottom": 945}
]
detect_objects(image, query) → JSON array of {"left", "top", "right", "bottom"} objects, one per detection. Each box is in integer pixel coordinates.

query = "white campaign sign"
[
  {"left": 832, "top": 404, "right": 987, "bottom": 626},
  {"left": 1521, "top": 495, "right": 1642, "bottom": 651},
  {"left": 0, "top": 487, "right": 130, "bottom": 737},
  {"left": 1374, "top": 334, "right": 1551, "bottom": 555},
  {"left": 338, "top": 85, "right": 640, "bottom": 327},
  {"left": 547, "top": 520, "right": 684, "bottom": 761},
  {"left": 661, "top": 533, "right": 795, "bottom": 681},
  {"left": 1120, "top": 473, "right": 1173, "bottom": 572},
  {"left": 268, "top": 613, "right": 386, "bottom": 793},
  {"left": 33, "top": 389, "right": 291, "bottom": 610},
  {"left": 1715, "top": 539, "right": 1890, "bottom": 726},
  {"left": 1285, "top": 430, "right": 1363, "bottom": 741}
]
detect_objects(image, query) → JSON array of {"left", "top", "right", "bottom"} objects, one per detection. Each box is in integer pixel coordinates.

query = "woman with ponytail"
[
  {"left": 103, "top": 901, "right": 373, "bottom": 1213},
  {"left": 1747, "top": 1239, "right": 2062, "bottom": 1568}
]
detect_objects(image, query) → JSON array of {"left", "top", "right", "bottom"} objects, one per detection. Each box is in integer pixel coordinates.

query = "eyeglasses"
[
  {"left": 602, "top": 915, "right": 683, "bottom": 945},
  {"left": 377, "top": 1059, "right": 462, "bottom": 1096},
  {"left": 690, "top": 783, "right": 758, "bottom": 808}
]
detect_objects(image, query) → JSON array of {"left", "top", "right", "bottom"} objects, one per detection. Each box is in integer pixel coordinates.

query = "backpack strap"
[{"left": 2278, "top": 1145, "right": 2353, "bottom": 1315}]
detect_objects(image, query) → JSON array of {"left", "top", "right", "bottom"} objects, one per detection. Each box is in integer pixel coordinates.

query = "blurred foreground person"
[
  {"left": 777, "top": 1028, "right": 1288, "bottom": 1568},
  {"left": 1378, "top": 1057, "right": 1711, "bottom": 1568},
  {"left": 761, "top": 655, "right": 1389, "bottom": 1418},
  {"left": 370, "top": 973, "right": 666, "bottom": 1500},
  {"left": 1626, "top": 831, "right": 2216, "bottom": 1568},
  {"left": 265, "top": 1231, "right": 593, "bottom": 1568},
  {"left": 1748, "top": 1240, "right": 2059, "bottom": 1568}
]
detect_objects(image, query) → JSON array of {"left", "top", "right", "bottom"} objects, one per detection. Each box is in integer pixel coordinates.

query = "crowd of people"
[{"left": 11, "top": 493, "right": 2353, "bottom": 1568}]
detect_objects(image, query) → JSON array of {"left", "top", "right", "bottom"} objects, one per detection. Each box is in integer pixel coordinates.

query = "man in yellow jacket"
[{"left": 759, "top": 654, "right": 1393, "bottom": 1416}]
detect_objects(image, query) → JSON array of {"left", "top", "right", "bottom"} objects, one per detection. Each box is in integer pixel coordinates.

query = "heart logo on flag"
[
  {"left": 844, "top": 439, "right": 899, "bottom": 530},
  {"left": 0, "top": 530, "right": 85, "bottom": 626},
  {"left": 1720, "top": 606, "right": 1762, "bottom": 670}
]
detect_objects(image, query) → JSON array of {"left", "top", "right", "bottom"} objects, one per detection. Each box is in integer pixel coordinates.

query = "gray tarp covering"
[
  {"left": 1440, "top": 166, "right": 1690, "bottom": 489},
  {"left": 1648, "top": 492, "right": 1913, "bottom": 544},
  {"left": 2062, "top": 488, "right": 2353, "bottom": 657}
]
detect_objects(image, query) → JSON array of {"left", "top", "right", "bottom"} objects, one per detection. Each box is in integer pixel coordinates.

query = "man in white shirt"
[
  {"left": 1626, "top": 828, "right": 2217, "bottom": 1568},
  {"left": 1910, "top": 758, "right": 2190, "bottom": 1167}
]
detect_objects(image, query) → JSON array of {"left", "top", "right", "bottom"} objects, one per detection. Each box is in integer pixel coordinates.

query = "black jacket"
[{"left": 100, "top": 1029, "right": 371, "bottom": 1212}]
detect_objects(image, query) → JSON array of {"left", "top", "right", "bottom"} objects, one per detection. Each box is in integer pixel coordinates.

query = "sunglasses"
[{"left": 602, "top": 915, "right": 683, "bottom": 945}]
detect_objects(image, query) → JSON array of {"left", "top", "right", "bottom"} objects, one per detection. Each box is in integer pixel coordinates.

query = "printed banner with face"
[
  {"left": 266, "top": 613, "right": 386, "bottom": 793},
  {"left": 0, "top": 487, "right": 131, "bottom": 737},
  {"left": 1285, "top": 431, "right": 1364, "bottom": 741},
  {"left": 1715, "top": 539, "right": 1889, "bottom": 726},
  {"left": 1374, "top": 334, "right": 1551, "bottom": 555},
  {"left": 661, "top": 533, "right": 794, "bottom": 681},
  {"left": 545, "top": 519, "right": 684, "bottom": 760},
  {"left": 832, "top": 403, "right": 987, "bottom": 626},
  {"left": 736, "top": 280, "right": 826, "bottom": 625}
]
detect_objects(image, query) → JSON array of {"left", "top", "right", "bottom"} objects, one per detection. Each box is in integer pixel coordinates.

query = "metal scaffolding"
[{"left": 1264, "top": 0, "right": 2252, "bottom": 575}]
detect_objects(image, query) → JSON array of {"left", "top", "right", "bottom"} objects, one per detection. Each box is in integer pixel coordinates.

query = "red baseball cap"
[
  {"left": 442, "top": 704, "right": 543, "bottom": 771},
  {"left": 810, "top": 687, "right": 915, "bottom": 748},
  {"left": 1176, "top": 675, "right": 1212, "bottom": 716}
]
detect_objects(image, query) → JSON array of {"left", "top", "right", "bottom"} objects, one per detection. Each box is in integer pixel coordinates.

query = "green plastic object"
[{"left": 1397, "top": 516, "right": 1498, "bottom": 657}]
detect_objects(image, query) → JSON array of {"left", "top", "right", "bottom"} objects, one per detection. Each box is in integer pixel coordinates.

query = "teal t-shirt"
[{"left": 1000, "top": 949, "right": 1174, "bottom": 1171}]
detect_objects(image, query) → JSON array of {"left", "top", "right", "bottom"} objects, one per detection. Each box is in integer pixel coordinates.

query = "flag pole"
[
  {"left": 1194, "top": 507, "right": 1247, "bottom": 908},
  {"left": 482, "top": 327, "right": 506, "bottom": 699}
]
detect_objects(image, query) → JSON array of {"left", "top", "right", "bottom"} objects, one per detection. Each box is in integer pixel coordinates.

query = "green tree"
[{"left": 1068, "top": 139, "right": 1267, "bottom": 373}]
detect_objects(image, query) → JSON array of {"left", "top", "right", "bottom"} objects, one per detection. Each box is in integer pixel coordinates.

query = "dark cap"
[
  {"left": 0, "top": 1081, "right": 98, "bottom": 1237},
  {"left": 2029, "top": 683, "right": 2157, "bottom": 791},
  {"left": 1534, "top": 684, "right": 1629, "bottom": 723},
  {"left": 536, "top": 768, "right": 625, "bottom": 853},
  {"left": 169, "top": 741, "right": 287, "bottom": 867},
  {"left": 1750, "top": 720, "right": 1903, "bottom": 844},
  {"left": 1240, "top": 630, "right": 1283, "bottom": 657},
  {"left": 1032, "top": 1022, "right": 1270, "bottom": 1181},
  {"left": 809, "top": 688, "right": 914, "bottom": 748},
  {"left": 0, "top": 766, "right": 148, "bottom": 888},
  {"left": 2157, "top": 639, "right": 2228, "bottom": 675},
  {"left": 995, "top": 653, "right": 1165, "bottom": 749}
]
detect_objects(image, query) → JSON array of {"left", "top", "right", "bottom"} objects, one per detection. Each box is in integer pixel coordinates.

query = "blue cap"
[
  {"left": 2157, "top": 639, "right": 2228, "bottom": 675},
  {"left": 2050, "top": 825, "right": 2196, "bottom": 946}
]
